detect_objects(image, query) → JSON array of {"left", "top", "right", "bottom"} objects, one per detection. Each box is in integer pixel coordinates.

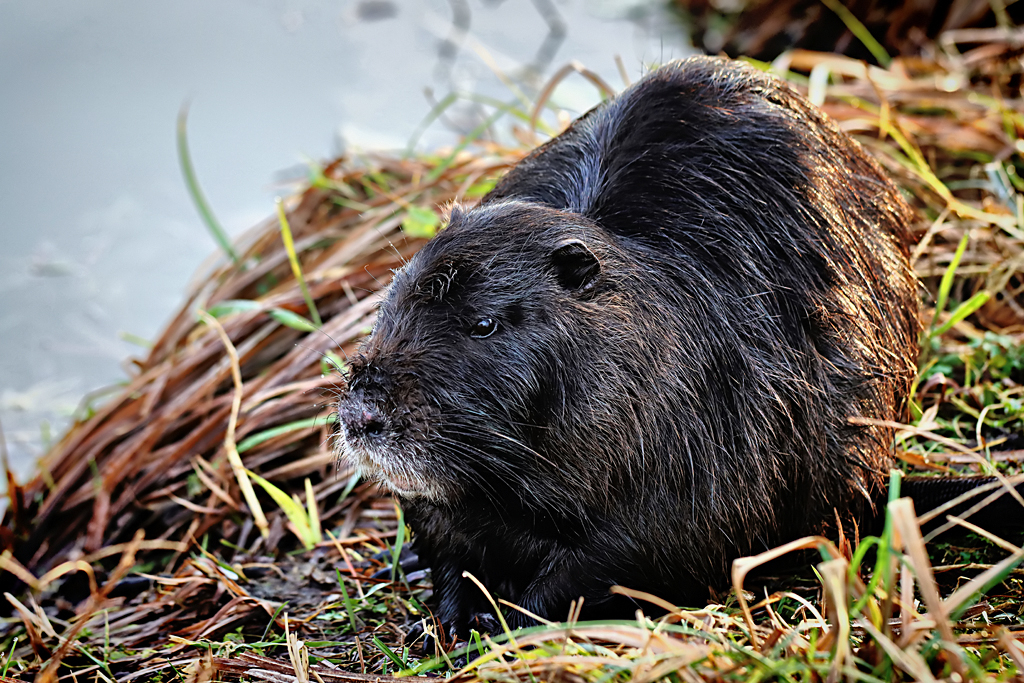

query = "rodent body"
[{"left": 337, "top": 56, "right": 920, "bottom": 634}]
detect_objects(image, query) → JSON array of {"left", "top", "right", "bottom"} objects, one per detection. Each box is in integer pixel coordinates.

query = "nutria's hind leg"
[{"left": 499, "top": 552, "right": 615, "bottom": 629}]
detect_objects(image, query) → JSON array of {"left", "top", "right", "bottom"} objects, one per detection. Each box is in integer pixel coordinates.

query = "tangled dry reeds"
[{"left": 1, "top": 28, "right": 1024, "bottom": 683}]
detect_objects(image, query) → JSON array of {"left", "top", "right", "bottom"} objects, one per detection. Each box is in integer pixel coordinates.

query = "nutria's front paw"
[
  {"left": 405, "top": 620, "right": 431, "bottom": 656},
  {"left": 437, "top": 614, "right": 502, "bottom": 668},
  {"left": 428, "top": 611, "right": 502, "bottom": 664},
  {"left": 406, "top": 614, "right": 498, "bottom": 660},
  {"left": 467, "top": 611, "right": 501, "bottom": 634},
  {"left": 444, "top": 611, "right": 500, "bottom": 642}
]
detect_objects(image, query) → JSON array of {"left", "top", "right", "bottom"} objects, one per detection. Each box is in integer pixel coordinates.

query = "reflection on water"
[{"left": 0, "top": 0, "right": 691, "bottom": 480}]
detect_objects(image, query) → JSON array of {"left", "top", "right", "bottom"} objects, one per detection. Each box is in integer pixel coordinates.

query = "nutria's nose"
[{"left": 338, "top": 396, "right": 386, "bottom": 440}]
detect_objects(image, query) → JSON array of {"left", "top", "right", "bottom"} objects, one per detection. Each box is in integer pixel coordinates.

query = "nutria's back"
[{"left": 337, "top": 56, "right": 919, "bottom": 634}]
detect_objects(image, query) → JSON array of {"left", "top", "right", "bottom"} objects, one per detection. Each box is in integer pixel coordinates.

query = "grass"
[
  {"left": 1, "top": 29, "right": 1024, "bottom": 683},
  {"left": 177, "top": 104, "right": 241, "bottom": 267}
]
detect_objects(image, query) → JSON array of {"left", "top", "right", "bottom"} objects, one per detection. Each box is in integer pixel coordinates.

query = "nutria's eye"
[{"left": 469, "top": 318, "right": 499, "bottom": 338}]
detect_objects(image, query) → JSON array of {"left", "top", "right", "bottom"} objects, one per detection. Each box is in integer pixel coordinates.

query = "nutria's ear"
[
  {"left": 550, "top": 239, "right": 601, "bottom": 292},
  {"left": 444, "top": 203, "right": 466, "bottom": 228}
]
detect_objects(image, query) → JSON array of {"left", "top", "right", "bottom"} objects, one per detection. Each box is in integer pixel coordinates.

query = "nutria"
[{"left": 336, "top": 56, "right": 922, "bottom": 635}]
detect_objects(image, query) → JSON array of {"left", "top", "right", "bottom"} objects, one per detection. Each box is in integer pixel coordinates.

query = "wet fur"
[{"left": 337, "top": 56, "right": 919, "bottom": 633}]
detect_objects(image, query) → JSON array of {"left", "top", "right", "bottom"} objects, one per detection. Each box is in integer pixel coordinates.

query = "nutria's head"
[{"left": 336, "top": 201, "right": 615, "bottom": 505}]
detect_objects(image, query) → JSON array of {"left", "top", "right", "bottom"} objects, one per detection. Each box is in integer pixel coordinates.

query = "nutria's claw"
[
  {"left": 407, "top": 620, "right": 450, "bottom": 661},
  {"left": 467, "top": 612, "right": 501, "bottom": 634},
  {"left": 405, "top": 620, "right": 430, "bottom": 654},
  {"left": 412, "top": 613, "right": 502, "bottom": 665}
]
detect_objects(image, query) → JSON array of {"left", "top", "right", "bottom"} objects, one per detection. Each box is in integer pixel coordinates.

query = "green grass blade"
[
  {"left": 261, "top": 601, "right": 289, "bottom": 642},
  {"left": 337, "top": 472, "right": 361, "bottom": 506},
  {"left": 401, "top": 205, "right": 441, "bottom": 238},
  {"left": 851, "top": 471, "right": 901, "bottom": 616},
  {"left": 819, "top": 0, "right": 891, "bottom": 67},
  {"left": 2, "top": 637, "right": 16, "bottom": 676},
  {"left": 372, "top": 636, "right": 407, "bottom": 669},
  {"left": 276, "top": 198, "right": 321, "bottom": 327},
  {"left": 266, "top": 308, "right": 318, "bottom": 333},
  {"left": 206, "top": 298, "right": 317, "bottom": 332},
  {"left": 934, "top": 232, "right": 970, "bottom": 325},
  {"left": 946, "top": 548, "right": 1024, "bottom": 621},
  {"left": 458, "top": 91, "right": 555, "bottom": 136},
  {"left": 932, "top": 291, "right": 991, "bottom": 337},
  {"left": 246, "top": 469, "right": 318, "bottom": 549},
  {"left": 305, "top": 477, "right": 321, "bottom": 545},
  {"left": 405, "top": 91, "right": 459, "bottom": 157},
  {"left": 390, "top": 501, "right": 405, "bottom": 582},
  {"left": 321, "top": 349, "right": 346, "bottom": 376},
  {"left": 236, "top": 415, "right": 336, "bottom": 454},
  {"left": 888, "top": 468, "right": 902, "bottom": 503},
  {"left": 177, "top": 104, "right": 241, "bottom": 266},
  {"left": 207, "top": 299, "right": 261, "bottom": 317},
  {"left": 335, "top": 569, "right": 364, "bottom": 631},
  {"left": 426, "top": 101, "right": 518, "bottom": 183}
]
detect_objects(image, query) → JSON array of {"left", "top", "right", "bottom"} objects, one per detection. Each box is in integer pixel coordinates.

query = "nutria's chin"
[
  {"left": 339, "top": 437, "right": 442, "bottom": 500},
  {"left": 336, "top": 55, "right": 920, "bottom": 637}
]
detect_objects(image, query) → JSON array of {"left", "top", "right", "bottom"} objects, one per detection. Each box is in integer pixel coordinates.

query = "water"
[{"left": 0, "top": 0, "right": 691, "bottom": 482}]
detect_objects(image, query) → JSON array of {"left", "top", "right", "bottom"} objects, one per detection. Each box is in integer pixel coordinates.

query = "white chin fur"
[{"left": 342, "top": 441, "right": 441, "bottom": 501}]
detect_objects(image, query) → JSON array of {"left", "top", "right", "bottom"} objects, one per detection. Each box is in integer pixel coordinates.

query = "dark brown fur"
[{"left": 336, "top": 56, "right": 920, "bottom": 634}]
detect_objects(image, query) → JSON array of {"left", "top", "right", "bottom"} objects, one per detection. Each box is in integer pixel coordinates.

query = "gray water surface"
[{"left": 0, "top": 0, "right": 691, "bottom": 482}]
